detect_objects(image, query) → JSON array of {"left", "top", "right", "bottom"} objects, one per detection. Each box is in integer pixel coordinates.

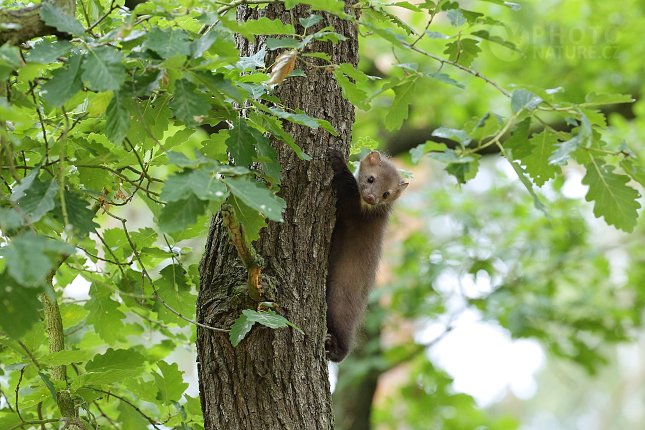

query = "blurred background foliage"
[{"left": 334, "top": 0, "right": 645, "bottom": 429}]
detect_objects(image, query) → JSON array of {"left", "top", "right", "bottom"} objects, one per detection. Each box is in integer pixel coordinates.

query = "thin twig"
[
  {"left": 92, "top": 399, "right": 119, "bottom": 429},
  {"left": 87, "top": 0, "right": 118, "bottom": 32},
  {"left": 404, "top": 42, "right": 512, "bottom": 98},
  {"left": 0, "top": 387, "right": 14, "bottom": 413},
  {"left": 410, "top": 0, "right": 441, "bottom": 47},
  {"left": 17, "top": 340, "right": 42, "bottom": 370},
  {"left": 103, "top": 210, "right": 230, "bottom": 332},
  {"left": 15, "top": 368, "right": 24, "bottom": 421},
  {"left": 89, "top": 388, "right": 162, "bottom": 430},
  {"left": 74, "top": 164, "right": 161, "bottom": 197}
]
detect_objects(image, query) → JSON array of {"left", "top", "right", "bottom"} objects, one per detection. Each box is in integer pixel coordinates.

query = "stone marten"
[{"left": 326, "top": 148, "right": 409, "bottom": 362}]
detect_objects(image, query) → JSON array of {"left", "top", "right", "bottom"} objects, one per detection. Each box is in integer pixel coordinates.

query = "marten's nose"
[{"left": 365, "top": 194, "right": 376, "bottom": 204}]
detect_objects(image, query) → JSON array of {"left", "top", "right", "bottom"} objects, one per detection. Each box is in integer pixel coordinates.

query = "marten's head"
[{"left": 356, "top": 151, "right": 409, "bottom": 211}]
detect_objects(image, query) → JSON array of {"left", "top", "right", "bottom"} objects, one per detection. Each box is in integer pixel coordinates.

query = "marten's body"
[{"left": 326, "top": 149, "right": 408, "bottom": 362}]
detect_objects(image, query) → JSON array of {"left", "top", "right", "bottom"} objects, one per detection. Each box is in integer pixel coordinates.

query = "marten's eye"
[
  {"left": 367, "top": 176, "right": 374, "bottom": 183},
  {"left": 382, "top": 192, "right": 390, "bottom": 199}
]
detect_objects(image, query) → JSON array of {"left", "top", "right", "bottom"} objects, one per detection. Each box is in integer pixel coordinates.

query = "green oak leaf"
[
  {"left": 230, "top": 309, "right": 304, "bottom": 346},
  {"left": 27, "top": 40, "right": 73, "bottom": 63},
  {"left": 40, "top": 350, "right": 90, "bottom": 366},
  {"left": 82, "top": 46, "right": 126, "bottom": 92},
  {"left": 337, "top": 63, "right": 370, "bottom": 83},
  {"left": 72, "top": 348, "right": 146, "bottom": 390},
  {"left": 467, "top": 112, "right": 501, "bottom": 142},
  {"left": 385, "top": 76, "right": 418, "bottom": 131},
  {"left": 0, "top": 207, "right": 24, "bottom": 231},
  {"left": 410, "top": 141, "right": 448, "bottom": 164},
  {"left": 425, "top": 30, "right": 450, "bottom": 39},
  {"left": 154, "top": 361, "right": 189, "bottom": 405},
  {"left": 1, "top": 232, "right": 72, "bottom": 287},
  {"left": 235, "top": 17, "right": 296, "bottom": 37},
  {"left": 284, "top": 0, "right": 345, "bottom": 14},
  {"left": 620, "top": 160, "right": 645, "bottom": 188},
  {"left": 300, "top": 14, "right": 323, "bottom": 28},
  {"left": 503, "top": 117, "right": 532, "bottom": 159},
  {"left": 228, "top": 195, "right": 268, "bottom": 242},
  {"left": 11, "top": 166, "right": 40, "bottom": 200},
  {"left": 225, "top": 118, "right": 258, "bottom": 166},
  {"left": 427, "top": 71, "right": 465, "bottom": 88},
  {"left": 161, "top": 170, "right": 227, "bottom": 202},
  {"left": 52, "top": 190, "right": 100, "bottom": 236},
  {"left": 521, "top": 130, "right": 561, "bottom": 186},
  {"left": 169, "top": 79, "right": 211, "bottom": 126},
  {"left": 471, "top": 29, "right": 523, "bottom": 54},
  {"left": 584, "top": 92, "right": 634, "bottom": 105},
  {"left": 86, "top": 348, "right": 146, "bottom": 373},
  {"left": 39, "top": 373, "right": 57, "bottom": 403},
  {"left": 511, "top": 89, "right": 543, "bottom": 112},
  {"left": 40, "top": 3, "right": 85, "bottom": 36},
  {"left": 16, "top": 179, "right": 59, "bottom": 223},
  {"left": 118, "top": 401, "right": 150, "bottom": 429},
  {"left": 144, "top": 27, "right": 192, "bottom": 59},
  {"left": 251, "top": 112, "right": 311, "bottom": 160},
  {"left": 267, "top": 106, "right": 337, "bottom": 135},
  {"left": 153, "top": 264, "right": 194, "bottom": 327},
  {"left": 2, "top": 234, "right": 52, "bottom": 284},
  {"left": 106, "top": 91, "right": 130, "bottom": 144},
  {"left": 236, "top": 47, "right": 267, "bottom": 70},
  {"left": 548, "top": 134, "right": 582, "bottom": 166},
  {"left": 431, "top": 126, "right": 472, "bottom": 146},
  {"left": 0, "top": 44, "right": 20, "bottom": 80},
  {"left": 41, "top": 54, "right": 83, "bottom": 107},
  {"left": 252, "top": 128, "right": 282, "bottom": 185},
  {"left": 158, "top": 195, "right": 209, "bottom": 233},
  {"left": 223, "top": 177, "right": 286, "bottom": 222},
  {"left": 443, "top": 38, "right": 481, "bottom": 67},
  {"left": 190, "top": 31, "right": 219, "bottom": 59},
  {"left": 265, "top": 37, "right": 302, "bottom": 50},
  {"left": 168, "top": 214, "right": 211, "bottom": 242},
  {"left": 84, "top": 284, "right": 127, "bottom": 344},
  {"left": 192, "top": 72, "right": 243, "bottom": 103},
  {"left": 0, "top": 272, "right": 42, "bottom": 338},
  {"left": 446, "top": 8, "right": 466, "bottom": 26},
  {"left": 333, "top": 71, "right": 370, "bottom": 110},
  {"left": 230, "top": 312, "right": 254, "bottom": 346},
  {"left": 582, "top": 161, "right": 641, "bottom": 233},
  {"left": 503, "top": 149, "right": 551, "bottom": 220}
]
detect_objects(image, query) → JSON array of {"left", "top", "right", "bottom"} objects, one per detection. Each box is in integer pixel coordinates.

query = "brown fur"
[{"left": 326, "top": 148, "right": 408, "bottom": 362}]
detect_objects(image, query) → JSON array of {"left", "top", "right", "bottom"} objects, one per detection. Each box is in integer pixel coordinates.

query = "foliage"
[
  {"left": 364, "top": 160, "right": 645, "bottom": 428},
  {"left": 1, "top": 0, "right": 644, "bottom": 428}
]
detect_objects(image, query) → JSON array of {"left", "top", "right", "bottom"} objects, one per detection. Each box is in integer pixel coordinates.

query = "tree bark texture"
[
  {"left": 196, "top": 4, "right": 359, "bottom": 429},
  {"left": 332, "top": 311, "right": 382, "bottom": 430},
  {"left": 0, "top": 0, "right": 76, "bottom": 46}
]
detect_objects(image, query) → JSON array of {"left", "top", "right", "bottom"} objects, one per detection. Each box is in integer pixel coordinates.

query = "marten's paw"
[
  {"left": 327, "top": 148, "right": 347, "bottom": 174},
  {"left": 325, "top": 333, "right": 347, "bottom": 362}
]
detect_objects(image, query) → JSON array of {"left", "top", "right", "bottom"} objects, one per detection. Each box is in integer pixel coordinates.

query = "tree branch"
[{"left": 221, "top": 204, "right": 264, "bottom": 301}]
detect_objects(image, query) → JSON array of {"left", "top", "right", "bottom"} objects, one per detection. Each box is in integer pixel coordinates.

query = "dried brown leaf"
[{"left": 267, "top": 50, "right": 297, "bottom": 87}]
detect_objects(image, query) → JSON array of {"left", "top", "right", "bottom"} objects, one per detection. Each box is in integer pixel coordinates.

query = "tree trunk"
[
  {"left": 196, "top": 4, "right": 359, "bottom": 429},
  {"left": 333, "top": 306, "right": 382, "bottom": 430}
]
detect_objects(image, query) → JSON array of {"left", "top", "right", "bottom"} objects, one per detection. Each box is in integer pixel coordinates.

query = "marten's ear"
[
  {"left": 364, "top": 151, "right": 381, "bottom": 166},
  {"left": 400, "top": 181, "right": 409, "bottom": 190}
]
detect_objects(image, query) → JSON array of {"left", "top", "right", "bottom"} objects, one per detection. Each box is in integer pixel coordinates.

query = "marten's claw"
[{"left": 327, "top": 148, "right": 347, "bottom": 174}]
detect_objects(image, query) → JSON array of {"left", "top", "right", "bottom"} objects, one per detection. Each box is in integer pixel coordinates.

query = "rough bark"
[
  {"left": 0, "top": 0, "right": 76, "bottom": 46},
  {"left": 332, "top": 308, "right": 381, "bottom": 430},
  {"left": 196, "top": 4, "right": 359, "bottom": 429}
]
